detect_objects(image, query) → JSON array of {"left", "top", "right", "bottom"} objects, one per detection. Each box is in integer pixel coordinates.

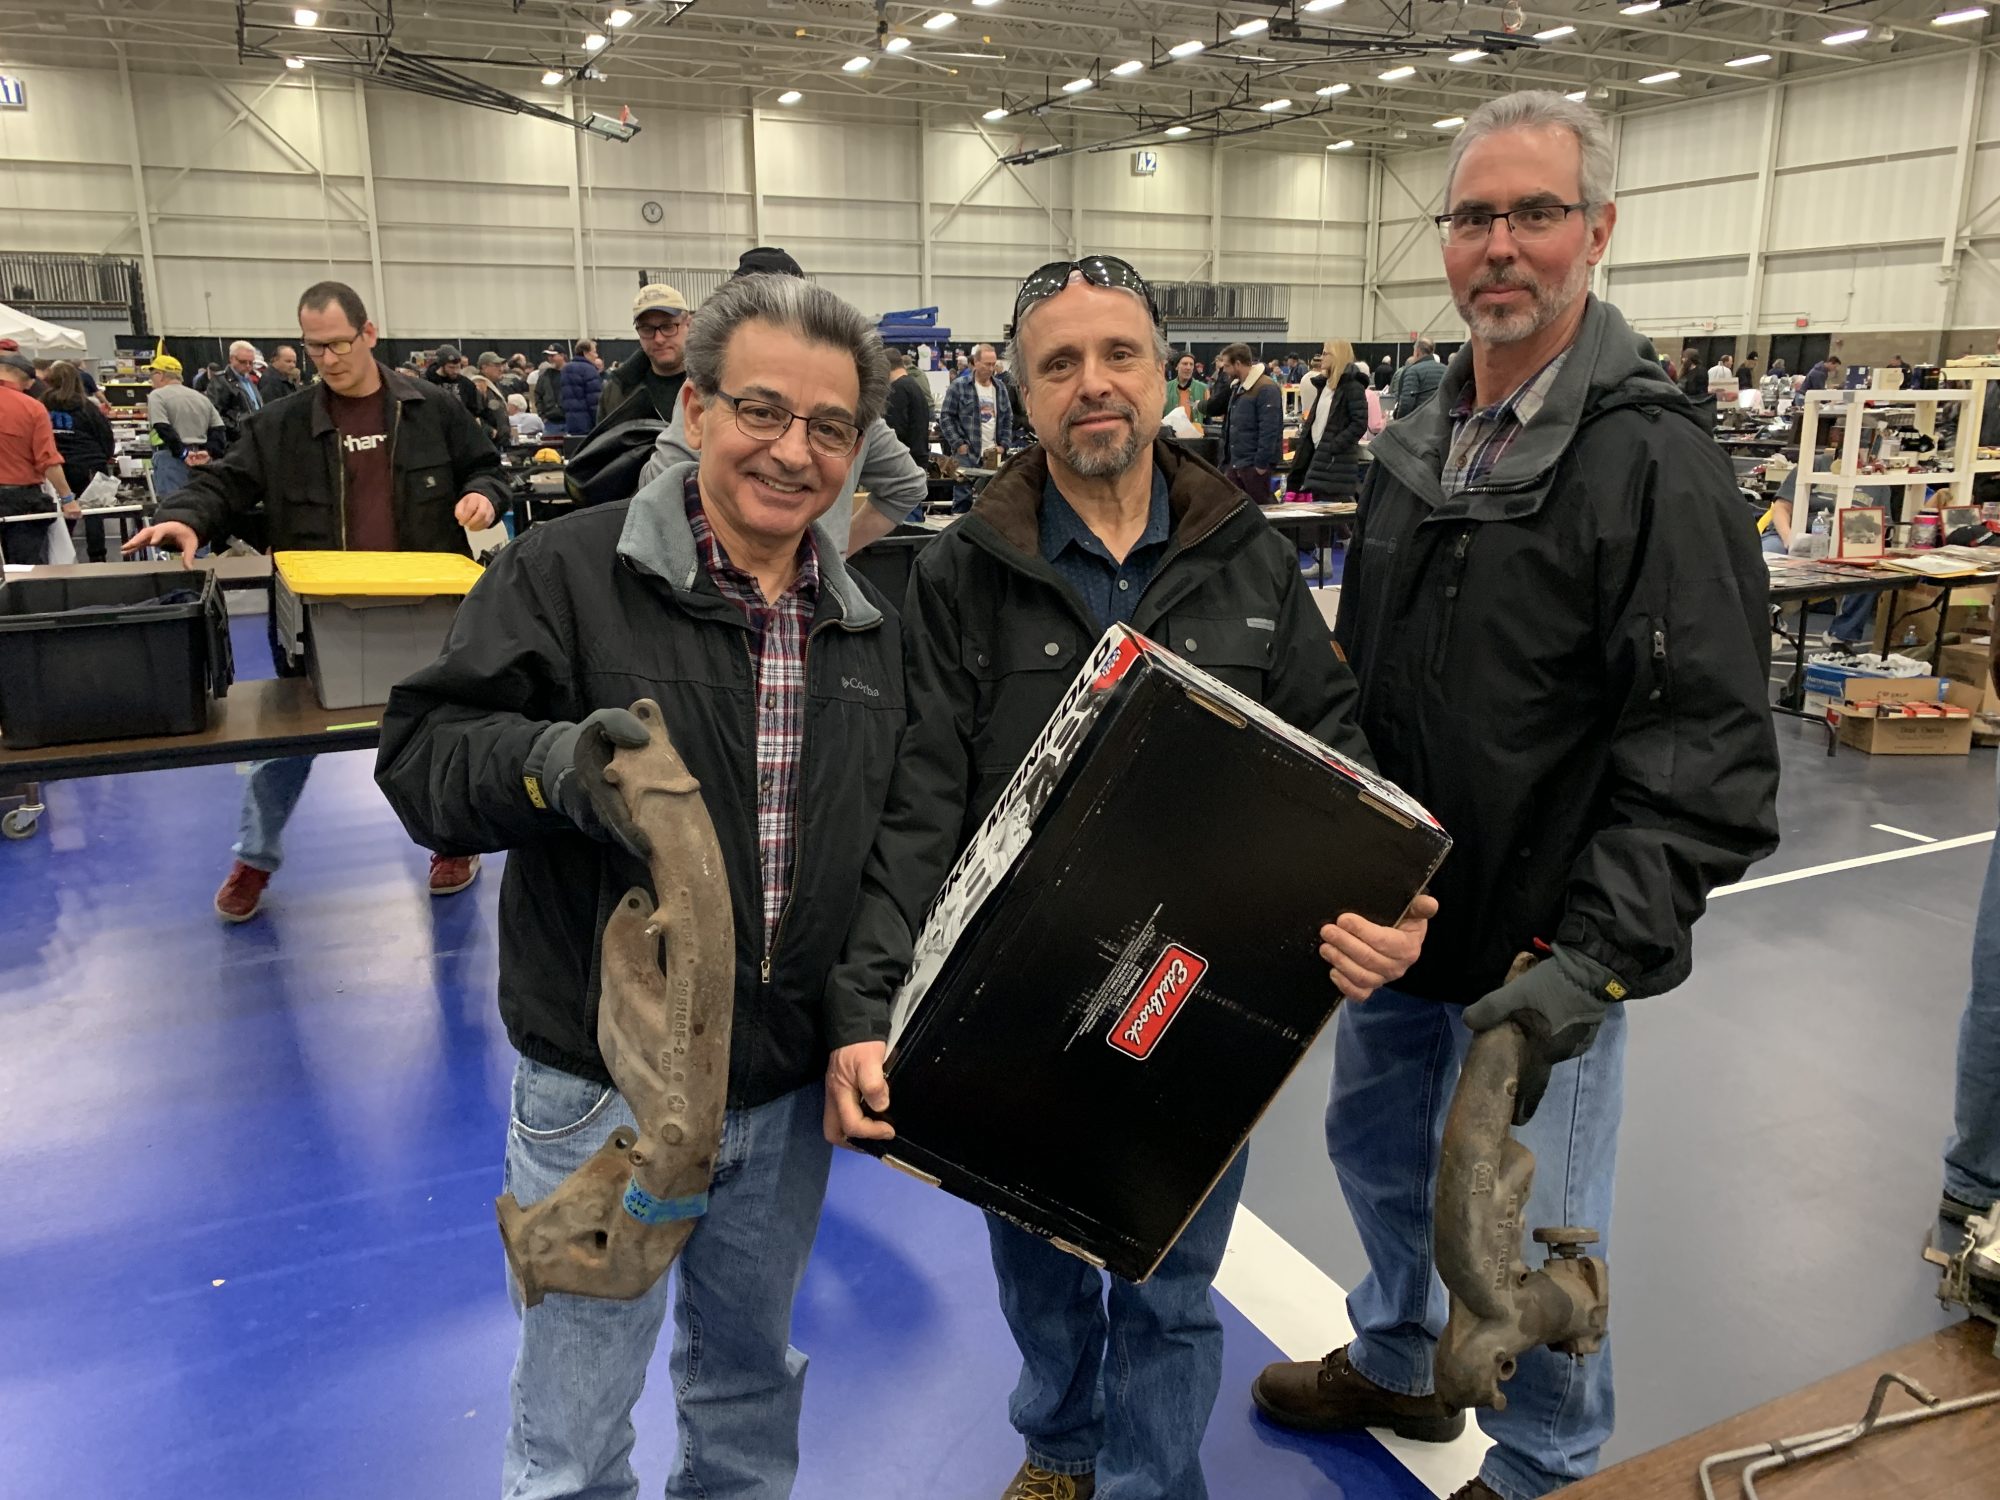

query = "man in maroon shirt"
[{"left": 127, "top": 281, "right": 508, "bottom": 921}]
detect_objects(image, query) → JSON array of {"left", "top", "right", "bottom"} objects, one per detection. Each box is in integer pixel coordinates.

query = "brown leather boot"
[
  {"left": 1252, "top": 1344, "right": 1466, "bottom": 1442},
  {"left": 1444, "top": 1482, "right": 1503, "bottom": 1500},
  {"left": 998, "top": 1462, "right": 1095, "bottom": 1500}
]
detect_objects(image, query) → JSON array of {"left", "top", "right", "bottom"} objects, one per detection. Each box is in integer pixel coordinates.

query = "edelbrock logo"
[{"left": 1108, "top": 943, "right": 1208, "bottom": 1060}]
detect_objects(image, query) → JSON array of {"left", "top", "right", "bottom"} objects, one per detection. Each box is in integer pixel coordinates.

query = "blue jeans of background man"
[
  {"left": 233, "top": 757, "right": 316, "bottom": 873},
  {"left": 1945, "top": 760, "right": 2000, "bottom": 1211},
  {"left": 151, "top": 449, "right": 190, "bottom": 498},
  {"left": 1328, "top": 987, "right": 1628, "bottom": 1500},
  {"left": 985, "top": 1148, "right": 1251, "bottom": 1500},
  {"left": 502, "top": 1057, "right": 832, "bottom": 1500}
]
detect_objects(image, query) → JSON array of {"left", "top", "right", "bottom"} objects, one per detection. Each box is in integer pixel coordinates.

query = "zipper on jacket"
[
  {"left": 1428, "top": 529, "right": 1473, "bottom": 675},
  {"left": 761, "top": 617, "right": 835, "bottom": 983}
]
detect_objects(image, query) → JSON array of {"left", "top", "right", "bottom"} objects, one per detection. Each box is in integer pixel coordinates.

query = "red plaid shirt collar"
[{"left": 683, "top": 477, "right": 821, "bottom": 613}]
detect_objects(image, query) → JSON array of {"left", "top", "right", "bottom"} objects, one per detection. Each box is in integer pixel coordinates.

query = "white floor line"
[
  {"left": 1712, "top": 830, "right": 1994, "bottom": 897},
  {"left": 1869, "top": 822, "right": 1937, "bottom": 843},
  {"left": 1217, "top": 1205, "right": 1493, "bottom": 1499}
]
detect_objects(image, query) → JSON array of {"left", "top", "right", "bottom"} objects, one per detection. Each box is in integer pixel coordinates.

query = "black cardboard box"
[{"left": 867, "top": 625, "right": 1451, "bottom": 1280}]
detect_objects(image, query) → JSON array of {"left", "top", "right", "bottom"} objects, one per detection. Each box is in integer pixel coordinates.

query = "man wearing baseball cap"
[
  {"left": 0, "top": 350, "right": 75, "bottom": 564},
  {"left": 599, "top": 282, "right": 692, "bottom": 428}
]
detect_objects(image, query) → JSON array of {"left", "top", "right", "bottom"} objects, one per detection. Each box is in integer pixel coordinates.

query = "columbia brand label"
[{"left": 1108, "top": 944, "right": 1208, "bottom": 1060}]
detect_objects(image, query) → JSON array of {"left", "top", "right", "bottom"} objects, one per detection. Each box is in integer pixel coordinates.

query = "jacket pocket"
[
  {"left": 1162, "top": 615, "right": 1275, "bottom": 695},
  {"left": 962, "top": 629, "right": 1079, "bottom": 771}
]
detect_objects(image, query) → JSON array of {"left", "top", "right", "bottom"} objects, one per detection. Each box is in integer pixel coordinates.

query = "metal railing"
[
  {"left": 1154, "top": 282, "right": 1290, "bottom": 322},
  {"left": 0, "top": 253, "right": 148, "bottom": 331}
]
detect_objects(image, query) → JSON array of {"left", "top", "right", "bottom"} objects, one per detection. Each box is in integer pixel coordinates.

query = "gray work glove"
[
  {"left": 525, "top": 707, "right": 654, "bottom": 859},
  {"left": 1462, "top": 945, "right": 1623, "bottom": 1126}
]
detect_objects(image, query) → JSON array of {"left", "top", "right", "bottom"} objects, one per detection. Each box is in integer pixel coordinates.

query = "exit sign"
[
  {"left": 0, "top": 75, "right": 23, "bottom": 109},
  {"left": 1795, "top": 316, "right": 1810, "bottom": 328}
]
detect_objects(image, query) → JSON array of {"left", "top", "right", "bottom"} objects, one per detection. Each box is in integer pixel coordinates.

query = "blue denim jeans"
[
  {"left": 985, "top": 1148, "right": 1250, "bottom": 1500},
  {"left": 1327, "top": 988, "right": 1627, "bottom": 1500},
  {"left": 501, "top": 1057, "right": 832, "bottom": 1500},
  {"left": 1945, "top": 764, "right": 2000, "bottom": 1210},
  {"left": 151, "top": 450, "right": 190, "bottom": 498},
  {"left": 233, "top": 757, "right": 316, "bottom": 873}
]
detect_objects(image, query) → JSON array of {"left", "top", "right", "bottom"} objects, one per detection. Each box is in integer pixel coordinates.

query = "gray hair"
[
  {"left": 228, "top": 339, "right": 259, "bottom": 359},
  {"left": 1004, "top": 275, "right": 1171, "bottom": 392},
  {"left": 1444, "top": 90, "right": 1615, "bottom": 220},
  {"left": 684, "top": 272, "right": 889, "bottom": 429}
]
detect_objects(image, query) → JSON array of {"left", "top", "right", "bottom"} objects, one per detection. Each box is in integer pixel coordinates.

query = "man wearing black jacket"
[
  {"left": 825, "top": 256, "right": 1434, "bottom": 1500},
  {"left": 1204, "top": 341, "right": 1283, "bottom": 500},
  {"left": 882, "top": 347, "right": 932, "bottom": 468},
  {"left": 374, "top": 273, "right": 901, "bottom": 1500},
  {"left": 126, "top": 280, "right": 510, "bottom": 924},
  {"left": 1250, "top": 92, "right": 1779, "bottom": 1500}
]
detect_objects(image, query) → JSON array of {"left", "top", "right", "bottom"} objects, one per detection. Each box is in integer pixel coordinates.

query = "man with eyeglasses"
[
  {"left": 601, "top": 282, "right": 692, "bottom": 428},
  {"left": 1249, "top": 92, "right": 1778, "bottom": 1500},
  {"left": 824, "top": 253, "right": 1435, "bottom": 1500},
  {"left": 374, "top": 272, "right": 903, "bottom": 1500},
  {"left": 125, "top": 279, "right": 510, "bottom": 923}
]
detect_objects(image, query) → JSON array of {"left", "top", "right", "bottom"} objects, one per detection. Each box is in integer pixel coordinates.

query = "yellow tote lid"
[{"left": 274, "top": 550, "right": 485, "bottom": 598}]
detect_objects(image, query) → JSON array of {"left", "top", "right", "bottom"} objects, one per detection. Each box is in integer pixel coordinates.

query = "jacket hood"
[
  {"left": 616, "top": 458, "right": 882, "bottom": 630},
  {"left": 1370, "top": 295, "right": 1699, "bottom": 521},
  {"left": 966, "top": 437, "right": 1245, "bottom": 560}
]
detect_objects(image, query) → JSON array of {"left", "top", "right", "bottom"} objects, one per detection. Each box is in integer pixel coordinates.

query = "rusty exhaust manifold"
[
  {"left": 496, "top": 699, "right": 736, "bottom": 1306},
  {"left": 1434, "top": 990, "right": 1610, "bottom": 1412}
]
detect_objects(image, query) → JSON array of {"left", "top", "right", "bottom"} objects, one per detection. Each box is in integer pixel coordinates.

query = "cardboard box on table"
[
  {"left": 1834, "top": 676, "right": 1979, "bottom": 756},
  {"left": 866, "top": 625, "right": 1451, "bottom": 1281}
]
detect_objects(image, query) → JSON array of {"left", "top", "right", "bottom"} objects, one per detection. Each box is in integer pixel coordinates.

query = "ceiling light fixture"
[
  {"left": 1112, "top": 59, "right": 1145, "bottom": 75},
  {"left": 923, "top": 12, "right": 957, "bottom": 28},
  {"left": 778, "top": 89, "right": 803, "bottom": 104},
  {"left": 542, "top": 68, "right": 565, "bottom": 85},
  {"left": 1165, "top": 124, "right": 1192, "bottom": 136},
  {"left": 1315, "top": 82, "right": 1350, "bottom": 95},
  {"left": 1062, "top": 75, "right": 1095, "bottom": 92},
  {"left": 607, "top": 8, "right": 634, "bottom": 27},
  {"left": 1934, "top": 4, "right": 1987, "bottom": 19},
  {"left": 1534, "top": 24, "right": 1575, "bottom": 39},
  {"left": 1259, "top": 97, "right": 1292, "bottom": 111},
  {"left": 1620, "top": 1, "right": 1660, "bottom": 13},
  {"left": 1451, "top": 49, "right": 1487, "bottom": 62},
  {"left": 1823, "top": 26, "right": 1870, "bottom": 43},
  {"left": 1434, "top": 115, "right": 1464, "bottom": 128},
  {"left": 1726, "top": 52, "right": 1772, "bottom": 65},
  {"left": 294, "top": 7, "right": 319, "bottom": 25},
  {"left": 1168, "top": 39, "right": 1205, "bottom": 57},
  {"left": 1640, "top": 69, "right": 1680, "bottom": 82},
  {"left": 885, "top": 35, "right": 911, "bottom": 51},
  {"left": 1378, "top": 64, "right": 1416, "bottom": 80},
  {"left": 582, "top": 32, "right": 608, "bottom": 51},
  {"left": 842, "top": 54, "right": 872, "bottom": 71},
  {"left": 1231, "top": 17, "right": 1270, "bottom": 36},
  {"left": 1302, "top": 0, "right": 1344, "bottom": 10},
  {"left": 285, "top": 55, "right": 306, "bottom": 69},
  {"left": 982, "top": 105, "right": 1009, "bottom": 119},
  {"left": 1564, "top": 88, "right": 1587, "bottom": 100},
  {"left": 1328, "top": 138, "right": 1355, "bottom": 149}
]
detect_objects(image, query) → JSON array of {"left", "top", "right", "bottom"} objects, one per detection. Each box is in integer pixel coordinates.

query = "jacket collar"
[
  {"left": 967, "top": 437, "right": 1245, "bottom": 559},
  {"left": 308, "top": 363, "right": 427, "bottom": 436},
  {"left": 1369, "top": 295, "right": 1695, "bottom": 521},
  {"left": 613, "top": 348, "right": 651, "bottom": 387},
  {"left": 1238, "top": 362, "right": 1268, "bottom": 393},
  {"left": 617, "top": 459, "right": 882, "bottom": 630}
]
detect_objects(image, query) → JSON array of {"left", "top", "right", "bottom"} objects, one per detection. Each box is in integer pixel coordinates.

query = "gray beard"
[
  {"left": 1054, "top": 402, "right": 1144, "bottom": 477},
  {"left": 1457, "top": 256, "right": 1592, "bottom": 346}
]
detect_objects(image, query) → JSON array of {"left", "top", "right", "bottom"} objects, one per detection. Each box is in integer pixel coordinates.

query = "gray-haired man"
[{"left": 375, "top": 273, "right": 907, "bottom": 1499}]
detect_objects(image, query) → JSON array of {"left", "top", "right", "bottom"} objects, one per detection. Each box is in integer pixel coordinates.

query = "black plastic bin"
[
  {"left": 0, "top": 569, "right": 234, "bottom": 749},
  {"left": 845, "top": 525, "right": 938, "bottom": 608}
]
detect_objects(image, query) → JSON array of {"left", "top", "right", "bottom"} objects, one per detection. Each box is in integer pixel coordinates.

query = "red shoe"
[
  {"left": 215, "top": 861, "right": 272, "bottom": 923},
  {"left": 429, "top": 853, "right": 481, "bottom": 896}
]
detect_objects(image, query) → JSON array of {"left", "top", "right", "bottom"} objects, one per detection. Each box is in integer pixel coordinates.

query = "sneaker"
[
  {"left": 214, "top": 861, "right": 272, "bottom": 923},
  {"left": 1444, "top": 1483, "right": 1504, "bottom": 1500},
  {"left": 999, "top": 1462, "right": 1095, "bottom": 1500},
  {"left": 1252, "top": 1345, "right": 1466, "bottom": 1442},
  {"left": 428, "top": 853, "right": 481, "bottom": 896},
  {"left": 1943, "top": 1193, "right": 1990, "bottom": 1228}
]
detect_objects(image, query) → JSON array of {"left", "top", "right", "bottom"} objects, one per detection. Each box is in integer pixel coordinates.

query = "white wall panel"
[
  {"left": 1603, "top": 261, "right": 1747, "bottom": 331},
  {"left": 1611, "top": 178, "right": 1757, "bottom": 264},
  {"left": 1778, "top": 63, "right": 1964, "bottom": 170},
  {"left": 1617, "top": 91, "right": 1765, "bottom": 192},
  {"left": 1767, "top": 157, "right": 1955, "bottom": 251},
  {"left": 1758, "top": 245, "right": 1944, "bottom": 332}
]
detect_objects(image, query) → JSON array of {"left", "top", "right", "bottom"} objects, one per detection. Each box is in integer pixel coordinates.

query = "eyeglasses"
[
  {"left": 717, "top": 391, "right": 862, "bottom": 459},
  {"left": 1434, "top": 202, "right": 1590, "bottom": 245},
  {"left": 302, "top": 337, "right": 360, "bottom": 358},
  {"left": 1013, "top": 255, "right": 1159, "bottom": 329},
  {"left": 635, "top": 318, "right": 687, "bottom": 340}
]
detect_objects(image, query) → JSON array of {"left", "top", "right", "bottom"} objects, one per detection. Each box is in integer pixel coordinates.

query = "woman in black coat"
[
  {"left": 41, "top": 360, "right": 116, "bottom": 561},
  {"left": 1289, "top": 338, "right": 1371, "bottom": 502}
]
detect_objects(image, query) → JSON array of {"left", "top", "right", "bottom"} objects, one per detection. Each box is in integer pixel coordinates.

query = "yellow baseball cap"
[{"left": 152, "top": 354, "right": 183, "bottom": 374}]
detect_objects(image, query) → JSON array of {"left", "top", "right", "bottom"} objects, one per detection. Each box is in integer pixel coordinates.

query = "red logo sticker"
[{"left": 1108, "top": 944, "right": 1208, "bottom": 1060}]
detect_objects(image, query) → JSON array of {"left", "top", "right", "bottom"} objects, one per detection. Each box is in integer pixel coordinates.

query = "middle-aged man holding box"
[
  {"left": 823, "top": 254, "right": 1436, "bottom": 1500},
  {"left": 1250, "top": 92, "right": 1780, "bottom": 1500},
  {"left": 374, "top": 273, "right": 904, "bottom": 1500}
]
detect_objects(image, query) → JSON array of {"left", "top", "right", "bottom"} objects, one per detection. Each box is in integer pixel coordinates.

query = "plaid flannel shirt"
[
  {"left": 684, "top": 476, "right": 819, "bottom": 959},
  {"left": 1440, "top": 350, "right": 1570, "bottom": 497}
]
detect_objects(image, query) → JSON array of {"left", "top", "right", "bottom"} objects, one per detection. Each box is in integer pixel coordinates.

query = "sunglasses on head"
[{"left": 1013, "top": 255, "right": 1159, "bottom": 330}]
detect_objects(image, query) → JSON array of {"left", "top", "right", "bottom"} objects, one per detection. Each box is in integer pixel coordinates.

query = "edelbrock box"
[{"left": 865, "top": 625, "right": 1451, "bottom": 1280}]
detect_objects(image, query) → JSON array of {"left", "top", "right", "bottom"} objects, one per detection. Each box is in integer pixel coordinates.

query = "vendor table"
[
  {"left": 1564, "top": 1317, "right": 1997, "bottom": 1499},
  {"left": 1261, "top": 500, "right": 1358, "bottom": 577}
]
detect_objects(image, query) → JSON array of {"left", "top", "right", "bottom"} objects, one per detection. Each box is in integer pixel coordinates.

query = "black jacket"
[
  {"left": 826, "top": 439, "right": 1373, "bottom": 1045},
  {"left": 533, "top": 363, "right": 568, "bottom": 428},
  {"left": 599, "top": 350, "right": 686, "bottom": 428},
  {"left": 44, "top": 398, "right": 114, "bottom": 486},
  {"left": 375, "top": 462, "right": 907, "bottom": 1107},
  {"left": 884, "top": 374, "right": 931, "bottom": 468},
  {"left": 1391, "top": 355, "right": 1446, "bottom": 419},
  {"left": 154, "top": 362, "right": 510, "bottom": 553},
  {"left": 428, "top": 366, "right": 507, "bottom": 449},
  {"left": 1292, "top": 369, "right": 1370, "bottom": 500},
  {"left": 1337, "top": 296, "right": 1779, "bottom": 1005},
  {"left": 209, "top": 368, "right": 264, "bottom": 439},
  {"left": 1213, "top": 368, "right": 1284, "bottom": 470},
  {"left": 259, "top": 369, "right": 300, "bottom": 405}
]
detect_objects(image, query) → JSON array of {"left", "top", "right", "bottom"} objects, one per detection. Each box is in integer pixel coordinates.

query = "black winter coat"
[
  {"left": 375, "top": 464, "right": 906, "bottom": 1106},
  {"left": 1292, "top": 370, "right": 1370, "bottom": 500},
  {"left": 826, "top": 439, "right": 1374, "bottom": 1044},
  {"left": 154, "top": 362, "right": 510, "bottom": 554},
  {"left": 884, "top": 375, "right": 932, "bottom": 469},
  {"left": 1337, "top": 296, "right": 1779, "bottom": 1005},
  {"left": 44, "top": 398, "right": 114, "bottom": 488}
]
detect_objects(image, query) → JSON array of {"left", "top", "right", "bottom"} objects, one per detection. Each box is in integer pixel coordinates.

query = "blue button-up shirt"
[{"left": 1039, "top": 469, "right": 1173, "bottom": 632}]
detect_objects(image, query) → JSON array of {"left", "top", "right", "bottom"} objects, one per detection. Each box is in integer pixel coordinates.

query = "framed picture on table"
[
  {"left": 1838, "top": 505, "right": 1886, "bottom": 561},
  {"left": 1941, "top": 504, "right": 1981, "bottom": 539}
]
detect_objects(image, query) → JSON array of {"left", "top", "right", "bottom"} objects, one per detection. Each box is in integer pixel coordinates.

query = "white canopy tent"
[{"left": 0, "top": 300, "right": 86, "bottom": 354}]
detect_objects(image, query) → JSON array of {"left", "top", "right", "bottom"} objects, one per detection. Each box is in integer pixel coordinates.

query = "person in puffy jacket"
[
  {"left": 1289, "top": 339, "right": 1371, "bottom": 502},
  {"left": 560, "top": 339, "right": 603, "bottom": 443}
]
